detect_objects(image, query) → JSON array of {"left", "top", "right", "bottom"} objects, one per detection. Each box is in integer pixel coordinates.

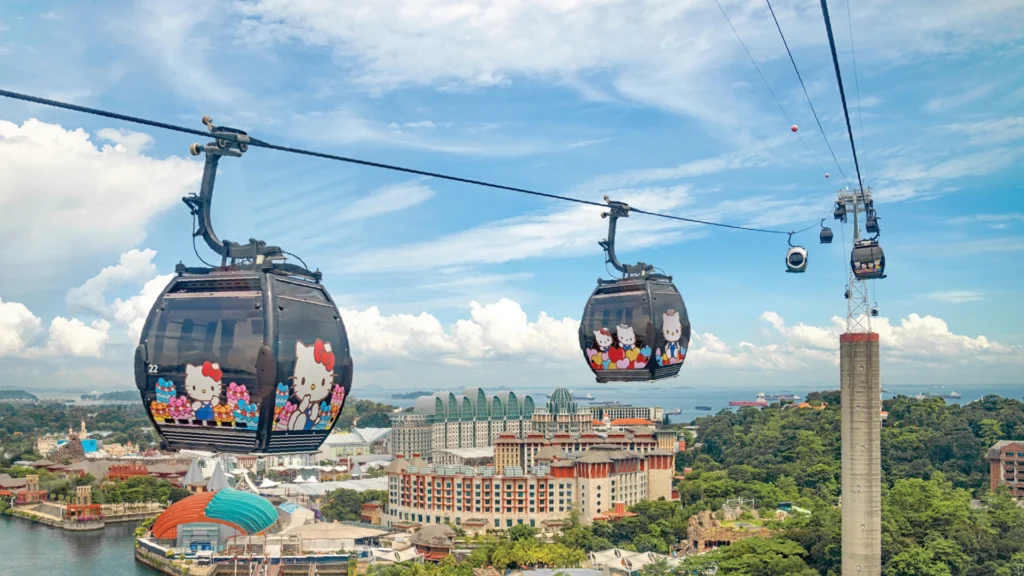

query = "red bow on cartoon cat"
[
  {"left": 313, "top": 339, "right": 335, "bottom": 371},
  {"left": 201, "top": 361, "right": 223, "bottom": 381}
]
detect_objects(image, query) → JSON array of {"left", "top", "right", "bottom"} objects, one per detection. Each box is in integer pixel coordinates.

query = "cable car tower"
[
  {"left": 836, "top": 186, "right": 875, "bottom": 333},
  {"left": 835, "top": 184, "right": 884, "bottom": 575}
]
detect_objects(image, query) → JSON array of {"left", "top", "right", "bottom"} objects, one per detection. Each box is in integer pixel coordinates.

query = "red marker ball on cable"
[{"left": 791, "top": 125, "right": 798, "bottom": 132}]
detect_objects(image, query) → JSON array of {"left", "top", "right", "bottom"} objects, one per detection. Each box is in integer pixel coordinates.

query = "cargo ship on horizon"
[{"left": 729, "top": 392, "right": 769, "bottom": 408}]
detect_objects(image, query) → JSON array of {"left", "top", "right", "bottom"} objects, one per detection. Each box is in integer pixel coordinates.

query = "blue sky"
[{"left": 0, "top": 0, "right": 1021, "bottom": 393}]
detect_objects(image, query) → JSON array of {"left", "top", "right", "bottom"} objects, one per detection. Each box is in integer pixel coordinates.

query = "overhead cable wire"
[
  {"left": 844, "top": 0, "right": 867, "bottom": 178},
  {"left": 764, "top": 0, "right": 850, "bottom": 185},
  {"left": 817, "top": 0, "right": 866, "bottom": 198},
  {"left": 2, "top": 87, "right": 823, "bottom": 236},
  {"left": 711, "top": 0, "right": 831, "bottom": 180}
]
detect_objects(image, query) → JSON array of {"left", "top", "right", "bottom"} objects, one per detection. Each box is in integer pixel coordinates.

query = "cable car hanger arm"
[
  {"left": 600, "top": 197, "right": 655, "bottom": 278},
  {"left": 183, "top": 116, "right": 285, "bottom": 265}
]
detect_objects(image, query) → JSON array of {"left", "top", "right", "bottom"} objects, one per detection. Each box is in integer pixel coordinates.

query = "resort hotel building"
[
  {"left": 390, "top": 388, "right": 537, "bottom": 457},
  {"left": 383, "top": 446, "right": 675, "bottom": 532}
]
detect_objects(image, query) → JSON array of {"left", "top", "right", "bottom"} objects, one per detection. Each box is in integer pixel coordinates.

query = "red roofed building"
[{"left": 107, "top": 464, "right": 149, "bottom": 482}]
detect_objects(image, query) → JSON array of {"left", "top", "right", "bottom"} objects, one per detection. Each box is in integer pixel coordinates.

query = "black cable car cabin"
[
  {"left": 578, "top": 199, "right": 691, "bottom": 383},
  {"left": 833, "top": 202, "right": 846, "bottom": 221},
  {"left": 134, "top": 117, "right": 352, "bottom": 454},
  {"left": 820, "top": 227, "right": 833, "bottom": 244},
  {"left": 865, "top": 212, "right": 880, "bottom": 234},
  {"left": 851, "top": 239, "right": 886, "bottom": 280}
]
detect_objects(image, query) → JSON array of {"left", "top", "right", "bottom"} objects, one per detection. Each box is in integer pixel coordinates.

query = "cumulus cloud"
[
  {"left": 30, "top": 318, "right": 111, "bottom": 358},
  {"left": 66, "top": 249, "right": 160, "bottom": 315},
  {"left": 686, "top": 310, "right": 1022, "bottom": 371},
  {"left": 0, "top": 298, "right": 109, "bottom": 358},
  {"left": 0, "top": 119, "right": 200, "bottom": 269},
  {"left": 341, "top": 298, "right": 578, "bottom": 364},
  {"left": 0, "top": 298, "right": 44, "bottom": 357},
  {"left": 113, "top": 273, "right": 175, "bottom": 342}
]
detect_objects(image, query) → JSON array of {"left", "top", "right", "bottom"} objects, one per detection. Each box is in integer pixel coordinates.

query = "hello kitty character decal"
[
  {"left": 283, "top": 339, "right": 336, "bottom": 431},
  {"left": 656, "top": 309, "right": 687, "bottom": 366},
  {"left": 586, "top": 325, "right": 652, "bottom": 371},
  {"left": 185, "top": 361, "right": 223, "bottom": 421},
  {"left": 616, "top": 324, "right": 650, "bottom": 369}
]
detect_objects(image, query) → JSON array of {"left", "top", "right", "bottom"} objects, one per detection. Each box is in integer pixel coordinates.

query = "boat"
[
  {"left": 695, "top": 405, "right": 712, "bottom": 411},
  {"left": 729, "top": 392, "right": 769, "bottom": 408},
  {"left": 765, "top": 393, "right": 801, "bottom": 402},
  {"left": 916, "top": 390, "right": 963, "bottom": 401},
  {"left": 665, "top": 408, "right": 682, "bottom": 415}
]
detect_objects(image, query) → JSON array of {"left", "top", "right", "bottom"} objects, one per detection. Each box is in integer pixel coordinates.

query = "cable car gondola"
[
  {"left": 135, "top": 117, "right": 353, "bottom": 454},
  {"left": 819, "top": 220, "right": 833, "bottom": 244},
  {"left": 833, "top": 201, "right": 846, "bottom": 222},
  {"left": 851, "top": 238, "right": 886, "bottom": 280},
  {"left": 785, "top": 233, "right": 808, "bottom": 273},
  {"left": 865, "top": 211, "right": 880, "bottom": 234},
  {"left": 579, "top": 198, "right": 690, "bottom": 383}
]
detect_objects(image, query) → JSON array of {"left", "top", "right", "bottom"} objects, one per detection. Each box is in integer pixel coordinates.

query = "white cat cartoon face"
[
  {"left": 185, "top": 362, "right": 222, "bottom": 403},
  {"left": 291, "top": 339, "right": 335, "bottom": 404},
  {"left": 617, "top": 325, "right": 636, "bottom": 347},
  {"left": 594, "top": 328, "right": 613, "bottom": 349},
  {"left": 662, "top": 310, "right": 683, "bottom": 343}
]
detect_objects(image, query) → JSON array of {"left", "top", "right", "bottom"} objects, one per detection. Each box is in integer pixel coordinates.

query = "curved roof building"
[
  {"left": 409, "top": 388, "right": 536, "bottom": 423},
  {"left": 151, "top": 487, "right": 277, "bottom": 539}
]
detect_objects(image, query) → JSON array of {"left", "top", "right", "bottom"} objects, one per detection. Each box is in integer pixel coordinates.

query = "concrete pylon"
[{"left": 840, "top": 332, "right": 882, "bottom": 575}]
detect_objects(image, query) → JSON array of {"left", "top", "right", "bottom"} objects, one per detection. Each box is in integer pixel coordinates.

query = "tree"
[{"left": 509, "top": 523, "right": 538, "bottom": 541}]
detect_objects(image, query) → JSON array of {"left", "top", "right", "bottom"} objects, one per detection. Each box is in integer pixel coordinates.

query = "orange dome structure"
[{"left": 151, "top": 487, "right": 277, "bottom": 539}]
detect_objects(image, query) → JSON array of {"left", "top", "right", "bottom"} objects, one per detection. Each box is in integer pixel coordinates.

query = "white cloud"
[
  {"left": 32, "top": 317, "right": 111, "bottom": 358},
  {"left": 231, "top": 0, "right": 1023, "bottom": 120},
  {"left": 0, "top": 297, "right": 109, "bottom": 358},
  {"left": 341, "top": 298, "right": 579, "bottom": 364},
  {"left": 924, "top": 84, "right": 994, "bottom": 113},
  {"left": 943, "top": 117, "right": 1024, "bottom": 146},
  {"left": 112, "top": 273, "right": 175, "bottom": 342},
  {"left": 0, "top": 298, "right": 43, "bottom": 357},
  {"left": 0, "top": 119, "right": 200, "bottom": 268},
  {"left": 687, "top": 310, "right": 1022, "bottom": 371},
  {"left": 334, "top": 186, "right": 707, "bottom": 274},
  {"left": 66, "top": 249, "right": 159, "bottom": 315},
  {"left": 926, "top": 290, "right": 983, "bottom": 303},
  {"left": 338, "top": 181, "right": 435, "bottom": 222},
  {"left": 949, "top": 212, "right": 1024, "bottom": 225}
]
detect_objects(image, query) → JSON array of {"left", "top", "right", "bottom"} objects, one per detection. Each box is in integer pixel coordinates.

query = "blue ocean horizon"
[{"left": 356, "top": 382, "right": 1023, "bottom": 425}]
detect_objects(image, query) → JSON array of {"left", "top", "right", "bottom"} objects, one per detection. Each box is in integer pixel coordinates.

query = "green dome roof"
[{"left": 547, "top": 388, "right": 578, "bottom": 414}]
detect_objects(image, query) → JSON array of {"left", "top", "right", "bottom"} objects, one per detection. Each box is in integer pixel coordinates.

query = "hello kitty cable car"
[
  {"left": 134, "top": 117, "right": 353, "bottom": 454},
  {"left": 579, "top": 198, "right": 691, "bottom": 383}
]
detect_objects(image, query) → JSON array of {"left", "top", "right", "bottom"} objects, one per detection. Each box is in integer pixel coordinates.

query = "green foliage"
[
  {"left": 682, "top": 537, "right": 818, "bottom": 575},
  {"left": 0, "top": 401, "right": 156, "bottom": 446},
  {"left": 95, "top": 475, "right": 179, "bottom": 504},
  {"left": 320, "top": 488, "right": 388, "bottom": 522},
  {"left": 677, "top": 393, "right": 1024, "bottom": 576}
]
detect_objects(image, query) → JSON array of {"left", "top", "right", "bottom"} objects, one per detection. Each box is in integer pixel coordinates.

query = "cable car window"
[
  {"left": 583, "top": 291, "right": 652, "bottom": 371},
  {"left": 148, "top": 295, "right": 264, "bottom": 376},
  {"left": 274, "top": 299, "right": 350, "bottom": 432},
  {"left": 274, "top": 279, "right": 330, "bottom": 304}
]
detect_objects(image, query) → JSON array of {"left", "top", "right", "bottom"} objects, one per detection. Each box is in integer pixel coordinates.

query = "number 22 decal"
[{"left": 148, "top": 364, "right": 159, "bottom": 373}]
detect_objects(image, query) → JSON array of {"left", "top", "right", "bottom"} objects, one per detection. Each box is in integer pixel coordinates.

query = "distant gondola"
[
  {"left": 135, "top": 117, "right": 353, "bottom": 454},
  {"left": 820, "top": 226, "right": 833, "bottom": 244},
  {"left": 579, "top": 199, "right": 690, "bottom": 383}
]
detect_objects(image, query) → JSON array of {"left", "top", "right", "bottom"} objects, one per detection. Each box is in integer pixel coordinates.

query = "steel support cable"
[
  {"left": 3, "top": 87, "right": 824, "bottom": 236},
  {"left": 845, "top": 0, "right": 867, "bottom": 178},
  {"left": 712, "top": 0, "right": 831, "bottom": 180},
  {"left": 764, "top": 0, "right": 850, "bottom": 185},
  {"left": 817, "top": 0, "right": 866, "bottom": 198}
]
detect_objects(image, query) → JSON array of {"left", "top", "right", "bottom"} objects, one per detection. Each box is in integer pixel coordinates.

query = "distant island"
[
  {"left": 0, "top": 389, "right": 39, "bottom": 402},
  {"left": 390, "top": 391, "right": 435, "bottom": 400},
  {"left": 80, "top": 390, "right": 138, "bottom": 401}
]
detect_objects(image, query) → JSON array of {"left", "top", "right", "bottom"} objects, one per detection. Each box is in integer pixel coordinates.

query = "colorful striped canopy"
[{"left": 152, "top": 487, "right": 277, "bottom": 539}]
